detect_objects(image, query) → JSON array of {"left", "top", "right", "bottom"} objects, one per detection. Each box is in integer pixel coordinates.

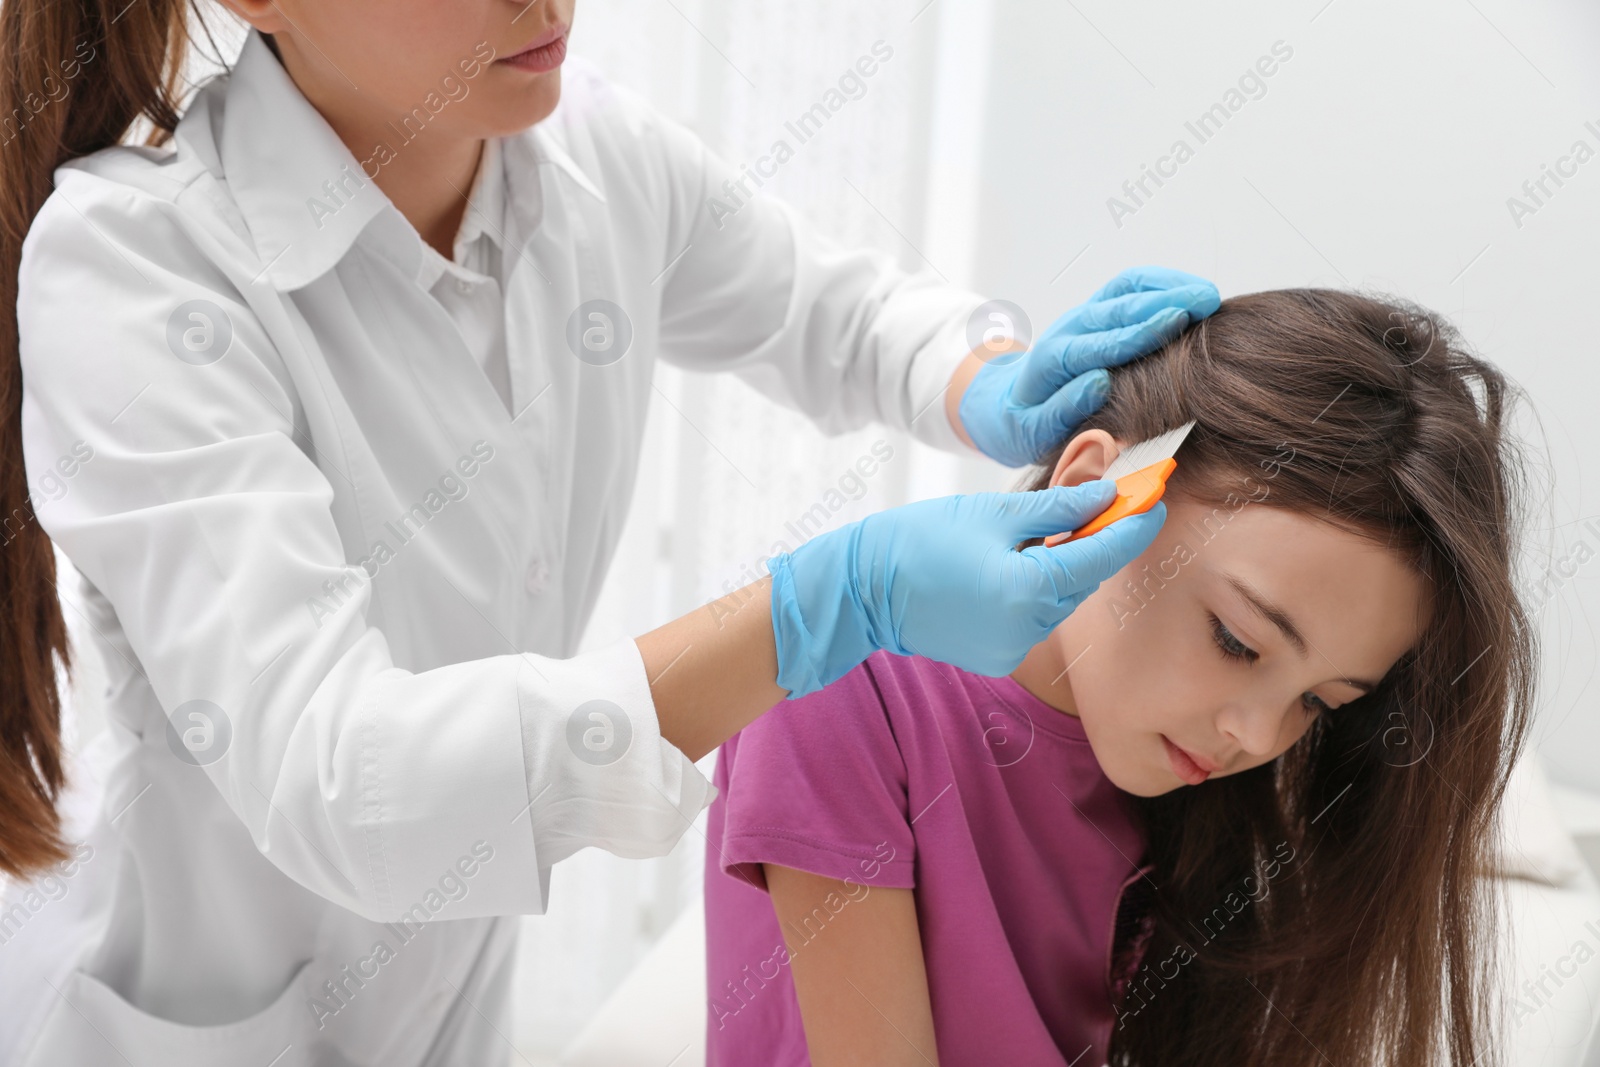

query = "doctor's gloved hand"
[
  {"left": 958, "top": 266, "right": 1221, "bottom": 468},
  {"left": 766, "top": 482, "right": 1166, "bottom": 698}
]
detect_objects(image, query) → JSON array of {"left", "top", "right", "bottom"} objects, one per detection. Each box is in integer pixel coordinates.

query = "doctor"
[{"left": 0, "top": 0, "right": 1217, "bottom": 1063}]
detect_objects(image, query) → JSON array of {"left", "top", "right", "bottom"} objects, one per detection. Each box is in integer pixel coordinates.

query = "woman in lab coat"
[{"left": 0, "top": 0, "right": 1216, "bottom": 1063}]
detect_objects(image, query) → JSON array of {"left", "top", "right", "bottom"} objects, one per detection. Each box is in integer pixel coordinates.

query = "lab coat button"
[
  {"left": 456, "top": 278, "right": 472, "bottom": 294},
  {"left": 524, "top": 558, "right": 550, "bottom": 594}
]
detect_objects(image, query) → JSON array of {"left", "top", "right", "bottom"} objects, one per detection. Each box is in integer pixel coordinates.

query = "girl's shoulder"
[
  {"left": 723, "top": 653, "right": 923, "bottom": 785},
  {"left": 766, "top": 651, "right": 1005, "bottom": 757},
  {"left": 854, "top": 650, "right": 1016, "bottom": 722},
  {"left": 723, "top": 651, "right": 1051, "bottom": 813},
  {"left": 786, "top": 650, "right": 966, "bottom": 720}
]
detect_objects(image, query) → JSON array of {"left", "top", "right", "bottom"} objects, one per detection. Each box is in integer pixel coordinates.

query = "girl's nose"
[{"left": 1215, "top": 698, "right": 1287, "bottom": 760}]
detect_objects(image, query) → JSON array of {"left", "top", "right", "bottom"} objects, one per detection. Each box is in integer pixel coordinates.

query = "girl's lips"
[
  {"left": 1162, "top": 735, "right": 1213, "bottom": 786},
  {"left": 499, "top": 27, "right": 568, "bottom": 73}
]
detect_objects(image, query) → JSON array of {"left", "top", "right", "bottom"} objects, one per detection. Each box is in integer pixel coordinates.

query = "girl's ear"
[{"left": 1048, "top": 430, "right": 1123, "bottom": 489}]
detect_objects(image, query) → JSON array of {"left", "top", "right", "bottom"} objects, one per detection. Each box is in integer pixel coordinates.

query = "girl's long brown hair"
[
  {"left": 1026, "top": 290, "right": 1535, "bottom": 1066},
  {"left": 0, "top": 0, "right": 196, "bottom": 876}
]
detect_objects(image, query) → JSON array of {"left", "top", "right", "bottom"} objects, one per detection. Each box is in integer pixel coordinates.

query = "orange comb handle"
[{"left": 1042, "top": 457, "right": 1176, "bottom": 548}]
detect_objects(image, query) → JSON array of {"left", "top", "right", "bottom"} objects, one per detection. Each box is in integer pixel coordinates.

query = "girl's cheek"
[{"left": 1276, "top": 709, "right": 1320, "bottom": 755}]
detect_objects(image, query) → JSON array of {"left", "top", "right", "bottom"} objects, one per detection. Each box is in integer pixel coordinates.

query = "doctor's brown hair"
[
  {"left": 0, "top": 0, "right": 199, "bottom": 875},
  {"left": 1024, "top": 290, "right": 1534, "bottom": 1066}
]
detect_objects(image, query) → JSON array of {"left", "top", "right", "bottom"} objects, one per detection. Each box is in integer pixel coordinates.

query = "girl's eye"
[
  {"left": 1210, "top": 612, "right": 1337, "bottom": 718},
  {"left": 1208, "top": 613, "right": 1257, "bottom": 663},
  {"left": 1302, "top": 692, "right": 1333, "bottom": 717}
]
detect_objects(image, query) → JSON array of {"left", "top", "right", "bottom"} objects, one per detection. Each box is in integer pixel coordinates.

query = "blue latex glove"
[
  {"left": 958, "top": 266, "right": 1222, "bottom": 468},
  {"left": 767, "top": 481, "right": 1166, "bottom": 698}
]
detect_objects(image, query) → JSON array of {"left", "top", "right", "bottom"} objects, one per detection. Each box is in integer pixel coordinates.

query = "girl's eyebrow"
[
  {"left": 1223, "top": 573, "right": 1378, "bottom": 693},
  {"left": 1225, "top": 574, "right": 1305, "bottom": 652}
]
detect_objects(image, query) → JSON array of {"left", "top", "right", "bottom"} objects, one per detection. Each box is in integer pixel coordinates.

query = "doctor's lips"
[
  {"left": 498, "top": 24, "right": 569, "bottom": 73},
  {"left": 1161, "top": 735, "right": 1219, "bottom": 786}
]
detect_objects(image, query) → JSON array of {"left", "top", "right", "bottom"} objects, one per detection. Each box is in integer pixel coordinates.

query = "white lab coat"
[{"left": 0, "top": 29, "right": 984, "bottom": 1067}]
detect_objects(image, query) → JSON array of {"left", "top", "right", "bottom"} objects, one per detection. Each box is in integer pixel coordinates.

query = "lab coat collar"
[
  {"left": 455, "top": 134, "right": 504, "bottom": 258},
  {"left": 411, "top": 136, "right": 502, "bottom": 294},
  {"left": 220, "top": 31, "right": 388, "bottom": 291},
  {"left": 218, "top": 30, "right": 606, "bottom": 292}
]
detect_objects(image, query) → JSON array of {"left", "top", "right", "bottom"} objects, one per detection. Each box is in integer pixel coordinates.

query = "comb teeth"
[{"left": 1100, "top": 419, "right": 1197, "bottom": 482}]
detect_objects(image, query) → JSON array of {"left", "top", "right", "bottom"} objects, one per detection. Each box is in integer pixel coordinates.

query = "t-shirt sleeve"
[{"left": 714, "top": 656, "right": 917, "bottom": 892}]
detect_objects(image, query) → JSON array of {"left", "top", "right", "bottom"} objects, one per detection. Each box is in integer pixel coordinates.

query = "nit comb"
[{"left": 1043, "top": 419, "right": 1197, "bottom": 548}]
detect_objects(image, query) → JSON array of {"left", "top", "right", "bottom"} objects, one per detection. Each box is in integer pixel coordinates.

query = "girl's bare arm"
[{"left": 763, "top": 863, "right": 940, "bottom": 1067}]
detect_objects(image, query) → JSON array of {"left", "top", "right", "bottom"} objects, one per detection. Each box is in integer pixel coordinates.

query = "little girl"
[{"left": 704, "top": 289, "right": 1534, "bottom": 1067}]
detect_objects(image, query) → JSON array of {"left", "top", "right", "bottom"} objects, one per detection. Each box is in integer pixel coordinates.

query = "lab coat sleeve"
[
  {"left": 628, "top": 84, "right": 989, "bottom": 453},
  {"left": 16, "top": 174, "right": 708, "bottom": 922}
]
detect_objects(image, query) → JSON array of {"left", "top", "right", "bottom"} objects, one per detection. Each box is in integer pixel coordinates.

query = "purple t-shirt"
[{"left": 704, "top": 652, "right": 1150, "bottom": 1067}]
